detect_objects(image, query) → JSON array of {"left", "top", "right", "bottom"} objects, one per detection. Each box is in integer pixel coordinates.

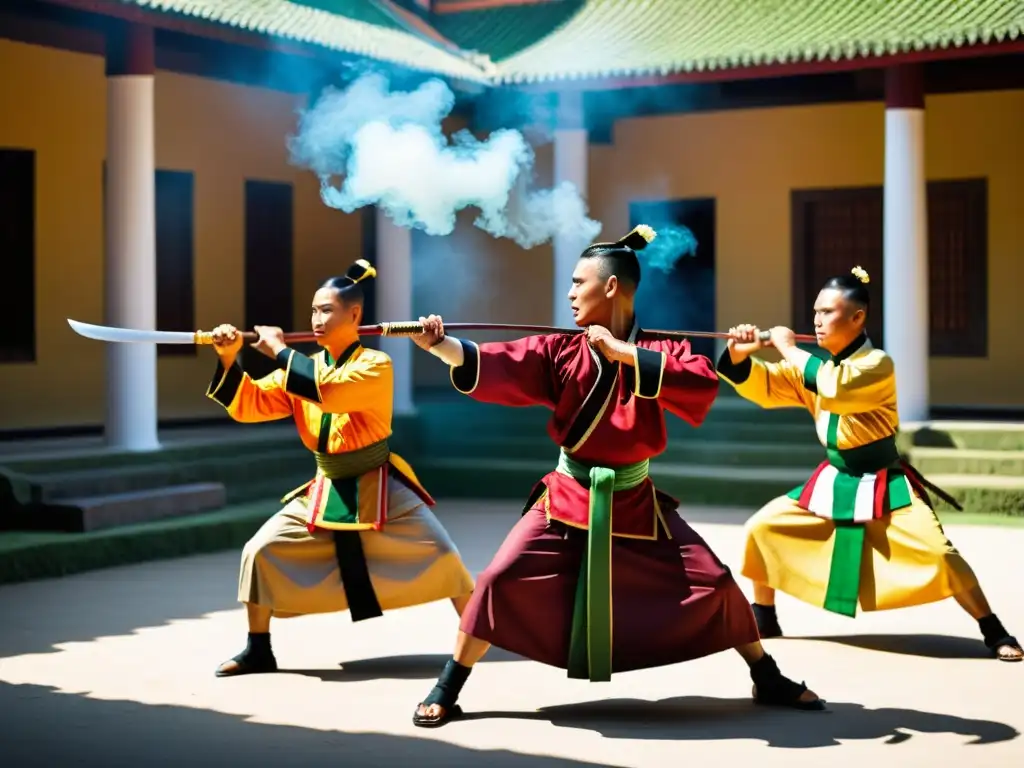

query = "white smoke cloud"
[{"left": 286, "top": 72, "right": 601, "bottom": 249}]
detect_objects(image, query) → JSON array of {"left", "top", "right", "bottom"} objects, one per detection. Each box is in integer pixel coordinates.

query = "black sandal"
[
  {"left": 980, "top": 614, "right": 1023, "bottom": 662},
  {"left": 412, "top": 658, "right": 471, "bottom": 728},
  {"left": 750, "top": 653, "right": 826, "bottom": 711},
  {"left": 215, "top": 633, "right": 278, "bottom": 677},
  {"left": 413, "top": 702, "right": 464, "bottom": 728}
]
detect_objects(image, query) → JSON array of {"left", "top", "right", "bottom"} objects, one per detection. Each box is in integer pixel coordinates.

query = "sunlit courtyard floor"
[{"left": 1, "top": 501, "right": 1022, "bottom": 767}]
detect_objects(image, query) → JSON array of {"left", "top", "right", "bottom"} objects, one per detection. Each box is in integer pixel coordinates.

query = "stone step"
[
  {"left": 0, "top": 499, "right": 279, "bottom": 585},
  {"left": 909, "top": 447, "right": 1024, "bottom": 477},
  {"left": 21, "top": 451, "right": 315, "bottom": 502},
  {"left": 6, "top": 483, "right": 228, "bottom": 533},
  {"left": 0, "top": 426, "right": 299, "bottom": 475},
  {"left": 424, "top": 436, "right": 825, "bottom": 468},
  {"left": 900, "top": 422, "right": 1024, "bottom": 452},
  {"left": 414, "top": 458, "right": 1024, "bottom": 517}
]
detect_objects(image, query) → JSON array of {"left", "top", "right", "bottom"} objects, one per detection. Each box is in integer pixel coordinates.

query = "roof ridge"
[{"left": 368, "top": 0, "right": 499, "bottom": 75}]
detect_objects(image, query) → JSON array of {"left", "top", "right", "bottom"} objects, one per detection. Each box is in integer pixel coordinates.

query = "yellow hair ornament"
[
  {"left": 616, "top": 225, "right": 656, "bottom": 251},
  {"left": 851, "top": 266, "right": 870, "bottom": 284},
  {"left": 345, "top": 259, "right": 377, "bottom": 285}
]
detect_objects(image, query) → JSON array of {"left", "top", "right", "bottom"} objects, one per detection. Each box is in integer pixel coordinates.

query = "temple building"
[{"left": 2, "top": 0, "right": 1022, "bottom": 443}]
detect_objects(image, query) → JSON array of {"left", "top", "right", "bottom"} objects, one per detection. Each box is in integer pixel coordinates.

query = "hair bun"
[
  {"left": 615, "top": 225, "right": 656, "bottom": 251},
  {"left": 344, "top": 259, "right": 377, "bottom": 286},
  {"left": 850, "top": 266, "right": 870, "bottom": 284}
]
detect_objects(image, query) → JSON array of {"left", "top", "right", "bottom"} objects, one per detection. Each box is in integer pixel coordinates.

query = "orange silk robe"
[{"left": 205, "top": 342, "right": 431, "bottom": 530}]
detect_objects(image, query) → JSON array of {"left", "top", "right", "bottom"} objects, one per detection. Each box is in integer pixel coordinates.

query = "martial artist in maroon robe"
[{"left": 410, "top": 226, "right": 825, "bottom": 727}]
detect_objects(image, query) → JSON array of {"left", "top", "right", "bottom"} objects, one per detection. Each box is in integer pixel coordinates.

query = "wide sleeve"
[
  {"left": 785, "top": 346, "right": 895, "bottom": 415},
  {"left": 716, "top": 349, "right": 813, "bottom": 410},
  {"left": 632, "top": 339, "right": 720, "bottom": 427},
  {"left": 449, "top": 334, "right": 559, "bottom": 409},
  {"left": 206, "top": 360, "right": 293, "bottom": 422},
  {"left": 274, "top": 348, "right": 391, "bottom": 414}
]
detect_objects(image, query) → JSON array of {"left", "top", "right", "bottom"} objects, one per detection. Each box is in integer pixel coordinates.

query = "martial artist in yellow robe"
[
  {"left": 717, "top": 267, "right": 1021, "bottom": 662},
  {"left": 208, "top": 260, "right": 474, "bottom": 677}
]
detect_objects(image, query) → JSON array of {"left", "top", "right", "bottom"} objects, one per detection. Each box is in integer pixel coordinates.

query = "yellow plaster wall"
[
  {"left": 0, "top": 38, "right": 359, "bottom": 430},
  {"left": 587, "top": 90, "right": 1023, "bottom": 407}
]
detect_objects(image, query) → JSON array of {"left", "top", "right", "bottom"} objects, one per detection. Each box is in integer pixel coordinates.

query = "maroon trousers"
[{"left": 460, "top": 504, "right": 760, "bottom": 673}]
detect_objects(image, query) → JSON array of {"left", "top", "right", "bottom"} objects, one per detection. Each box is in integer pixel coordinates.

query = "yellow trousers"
[{"left": 741, "top": 492, "right": 978, "bottom": 612}]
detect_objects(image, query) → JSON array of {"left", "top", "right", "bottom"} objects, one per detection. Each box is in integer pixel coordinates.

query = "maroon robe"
[{"left": 450, "top": 327, "right": 761, "bottom": 674}]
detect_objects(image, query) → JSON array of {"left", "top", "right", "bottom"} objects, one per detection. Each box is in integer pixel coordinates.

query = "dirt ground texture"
[{"left": 1, "top": 501, "right": 1022, "bottom": 767}]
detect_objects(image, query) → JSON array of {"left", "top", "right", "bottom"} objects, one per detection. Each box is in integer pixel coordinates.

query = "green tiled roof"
[
  {"left": 119, "top": 0, "right": 492, "bottom": 81},
  {"left": 494, "top": 0, "right": 1024, "bottom": 84},
  {"left": 429, "top": 0, "right": 584, "bottom": 63},
  {"left": 118, "top": 1, "right": 1024, "bottom": 86}
]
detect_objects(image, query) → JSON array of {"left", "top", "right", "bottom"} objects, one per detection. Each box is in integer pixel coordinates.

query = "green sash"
[
  {"left": 785, "top": 433, "right": 910, "bottom": 617},
  {"left": 312, "top": 438, "right": 391, "bottom": 527},
  {"left": 557, "top": 450, "right": 649, "bottom": 683}
]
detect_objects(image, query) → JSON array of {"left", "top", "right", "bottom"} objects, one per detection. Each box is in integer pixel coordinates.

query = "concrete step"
[
  {"left": 423, "top": 435, "right": 825, "bottom": 468},
  {"left": 0, "top": 427, "right": 300, "bottom": 475},
  {"left": 0, "top": 499, "right": 279, "bottom": 585},
  {"left": 9, "top": 483, "right": 229, "bottom": 533},
  {"left": 414, "top": 458, "right": 1024, "bottom": 517},
  {"left": 415, "top": 397, "right": 811, "bottom": 426},
  {"left": 909, "top": 447, "right": 1024, "bottom": 477},
  {"left": 900, "top": 422, "right": 1024, "bottom": 452},
  {"left": 22, "top": 451, "right": 315, "bottom": 502}
]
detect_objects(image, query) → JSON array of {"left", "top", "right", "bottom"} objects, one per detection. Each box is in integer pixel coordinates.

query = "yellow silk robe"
[
  {"left": 717, "top": 335, "right": 977, "bottom": 616},
  {"left": 206, "top": 341, "right": 431, "bottom": 531}
]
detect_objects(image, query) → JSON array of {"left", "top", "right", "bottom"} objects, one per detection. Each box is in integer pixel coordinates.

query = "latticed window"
[
  {"left": 927, "top": 179, "right": 987, "bottom": 357},
  {"left": 791, "top": 180, "right": 988, "bottom": 357},
  {"left": 791, "top": 187, "right": 885, "bottom": 345}
]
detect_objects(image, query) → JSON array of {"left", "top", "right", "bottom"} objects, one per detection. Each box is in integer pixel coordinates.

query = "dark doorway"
[
  {"left": 243, "top": 180, "right": 294, "bottom": 380},
  {"left": 629, "top": 198, "right": 717, "bottom": 359}
]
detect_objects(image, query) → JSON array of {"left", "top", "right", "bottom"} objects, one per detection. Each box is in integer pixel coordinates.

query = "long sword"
[{"left": 68, "top": 319, "right": 815, "bottom": 345}]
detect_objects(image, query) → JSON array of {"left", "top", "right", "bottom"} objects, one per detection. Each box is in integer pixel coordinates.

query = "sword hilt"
[{"left": 377, "top": 321, "right": 425, "bottom": 337}]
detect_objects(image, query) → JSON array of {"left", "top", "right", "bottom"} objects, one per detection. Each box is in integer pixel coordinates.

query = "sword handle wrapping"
[
  {"left": 377, "top": 321, "right": 425, "bottom": 337},
  {"left": 192, "top": 330, "right": 262, "bottom": 344}
]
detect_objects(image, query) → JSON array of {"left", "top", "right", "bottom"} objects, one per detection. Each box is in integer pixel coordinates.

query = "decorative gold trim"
[
  {"left": 449, "top": 340, "right": 481, "bottom": 395},
  {"left": 207, "top": 366, "right": 231, "bottom": 401},
  {"left": 313, "top": 351, "right": 323, "bottom": 403},
  {"left": 632, "top": 348, "right": 666, "bottom": 399}
]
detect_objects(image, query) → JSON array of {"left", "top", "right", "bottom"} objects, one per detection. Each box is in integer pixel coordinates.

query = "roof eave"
[
  {"left": 501, "top": 38, "right": 1024, "bottom": 92},
  {"left": 38, "top": 0, "right": 492, "bottom": 87}
]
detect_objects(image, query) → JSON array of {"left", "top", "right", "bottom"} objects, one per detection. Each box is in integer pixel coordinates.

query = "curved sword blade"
[{"left": 67, "top": 319, "right": 197, "bottom": 344}]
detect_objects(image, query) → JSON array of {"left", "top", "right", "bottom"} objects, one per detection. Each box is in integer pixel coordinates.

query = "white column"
[
  {"left": 883, "top": 65, "right": 929, "bottom": 423},
  {"left": 552, "top": 91, "right": 589, "bottom": 328},
  {"left": 104, "top": 24, "right": 159, "bottom": 451},
  {"left": 376, "top": 209, "right": 415, "bottom": 415}
]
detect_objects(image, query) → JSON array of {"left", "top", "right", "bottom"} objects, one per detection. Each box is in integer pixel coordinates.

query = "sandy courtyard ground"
[{"left": 0, "top": 501, "right": 1021, "bottom": 767}]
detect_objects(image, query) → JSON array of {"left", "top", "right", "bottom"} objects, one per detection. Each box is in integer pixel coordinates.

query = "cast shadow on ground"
[
  {"left": 0, "top": 551, "right": 245, "bottom": 658},
  {"left": 782, "top": 633, "right": 990, "bottom": 660},
  {"left": 0, "top": 681, "right": 617, "bottom": 768},
  {"left": 285, "top": 648, "right": 528, "bottom": 683},
  {"left": 460, "top": 695, "right": 1019, "bottom": 749}
]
